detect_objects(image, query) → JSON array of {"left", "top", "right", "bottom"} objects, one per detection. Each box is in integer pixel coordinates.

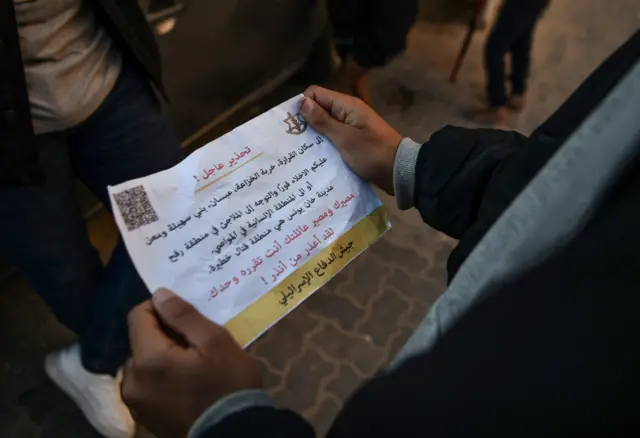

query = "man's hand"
[
  {"left": 299, "top": 86, "right": 402, "bottom": 195},
  {"left": 122, "top": 289, "right": 261, "bottom": 438}
]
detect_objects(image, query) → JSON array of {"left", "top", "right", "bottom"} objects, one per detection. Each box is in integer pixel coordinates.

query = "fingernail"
[
  {"left": 299, "top": 97, "right": 313, "bottom": 116},
  {"left": 153, "top": 288, "right": 174, "bottom": 304}
]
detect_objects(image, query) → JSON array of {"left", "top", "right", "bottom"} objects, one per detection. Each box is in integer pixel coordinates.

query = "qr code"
[{"left": 112, "top": 185, "right": 159, "bottom": 231}]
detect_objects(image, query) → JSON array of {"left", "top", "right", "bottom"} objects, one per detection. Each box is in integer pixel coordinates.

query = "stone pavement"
[{"left": 1, "top": 1, "right": 639, "bottom": 437}]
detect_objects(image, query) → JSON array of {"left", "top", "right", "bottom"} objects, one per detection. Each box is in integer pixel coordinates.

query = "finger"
[
  {"left": 299, "top": 96, "right": 341, "bottom": 138},
  {"left": 128, "top": 300, "right": 175, "bottom": 360},
  {"left": 152, "top": 288, "right": 230, "bottom": 350},
  {"left": 302, "top": 85, "right": 356, "bottom": 123}
]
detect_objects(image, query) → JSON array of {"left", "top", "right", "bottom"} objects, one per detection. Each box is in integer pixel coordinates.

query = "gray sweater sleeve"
[
  {"left": 188, "top": 389, "right": 274, "bottom": 438},
  {"left": 393, "top": 138, "right": 422, "bottom": 210}
]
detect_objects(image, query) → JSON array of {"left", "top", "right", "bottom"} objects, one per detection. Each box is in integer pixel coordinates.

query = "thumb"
[
  {"left": 299, "top": 97, "right": 340, "bottom": 137},
  {"left": 152, "top": 288, "right": 229, "bottom": 349}
]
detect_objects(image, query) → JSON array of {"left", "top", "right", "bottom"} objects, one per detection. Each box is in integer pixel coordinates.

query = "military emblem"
[{"left": 283, "top": 112, "right": 307, "bottom": 135}]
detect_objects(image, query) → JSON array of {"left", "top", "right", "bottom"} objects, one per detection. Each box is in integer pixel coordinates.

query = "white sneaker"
[{"left": 44, "top": 344, "right": 136, "bottom": 438}]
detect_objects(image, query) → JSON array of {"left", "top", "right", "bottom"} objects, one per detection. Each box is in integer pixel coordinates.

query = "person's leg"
[
  {"left": 0, "top": 133, "right": 104, "bottom": 338},
  {"left": 327, "top": 0, "right": 375, "bottom": 105},
  {"left": 510, "top": 28, "right": 533, "bottom": 98},
  {"left": 0, "top": 131, "right": 135, "bottom": 437},
  {"left": 484, "top": 3, "right": 514, "bottom": 108},
  {"left": 340, "top": 56, "right": 373, "bottom": 105},
  {"left": 509, "top": 8, "right": 545, "bottom": 110},
  {"left": 69, "top": 61, "right": 182, "bottom": 375},
  {"left": 478, "top": 1, "right": 544, "bottom": 124}
]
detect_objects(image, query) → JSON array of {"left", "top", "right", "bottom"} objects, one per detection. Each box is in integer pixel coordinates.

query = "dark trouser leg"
[
  {"left": 510, "top": 19, "right": 537, "bottom": 96},
  {"left": 69, "top": 63, "right": 182, "bottom": 375},
  {"left": 327, "top": 0, "right": 362, "bottom": 44},
  {"left": 485, "top": 1, "right": 546, "bottom": 106},
  {"left": 0, "top": 134, "right": 104, "bottom": 342},
  {"left": 484, "top": 5, "right": 515, "bottom": 107}
]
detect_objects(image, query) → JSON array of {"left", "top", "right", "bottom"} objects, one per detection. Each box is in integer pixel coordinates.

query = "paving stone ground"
[{"left": 1, "top": 1, "right": 639, "bottom": 437}]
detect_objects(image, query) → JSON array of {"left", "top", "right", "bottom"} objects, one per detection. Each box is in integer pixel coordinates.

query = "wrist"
[{"left": 373, "top": 133, "right": 402, "bottom": 195}]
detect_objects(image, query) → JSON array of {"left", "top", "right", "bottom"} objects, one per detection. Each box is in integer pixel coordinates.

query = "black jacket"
[
  {"left": 0, "top": 0, "right": 160, "bottom": 186},
  {"left": 200, "top": 30, "right": 640, "bottom": 438}
]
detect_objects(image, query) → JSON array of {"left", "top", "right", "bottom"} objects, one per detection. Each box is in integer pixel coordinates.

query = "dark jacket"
[
  {"left": 199, "top": 30, "right": 640, "bottom": 438},
  {"left": 0, "top": 0, "right": 160, "bottom": 186}
]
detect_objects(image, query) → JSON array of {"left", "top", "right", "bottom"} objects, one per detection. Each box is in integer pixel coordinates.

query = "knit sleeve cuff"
[
  {"left": 187, "top": 389, "right": 274, "bottom": 438},
  {"left": 393, "top": 138, "right": 422, "bottom": 210}
]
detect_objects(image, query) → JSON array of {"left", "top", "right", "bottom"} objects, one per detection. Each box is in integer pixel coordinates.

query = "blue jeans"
[{"left": 0, "top": 64, "right": 182, "bottom": 375}]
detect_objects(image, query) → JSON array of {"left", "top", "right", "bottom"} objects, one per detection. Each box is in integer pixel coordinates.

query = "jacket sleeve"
[
  {"left": 196, "top": 407, "right": 315, "bottom": 438},
  {"left": 411, "top": 126, "right": 528, "bottom": 239}
]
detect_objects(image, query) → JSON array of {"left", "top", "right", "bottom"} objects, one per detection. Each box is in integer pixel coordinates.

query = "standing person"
[
  {"left": 476, "top": 0, "right": 550, "bottom": 123},
  {"left": 328, "top": 0, "right": 418, "bottom": 105},
  {"left": 1, "top": 0, "right": 182, "bottom": 436},
  {"left": 123, "top": 29, "right": 640, "bottom": 438}
]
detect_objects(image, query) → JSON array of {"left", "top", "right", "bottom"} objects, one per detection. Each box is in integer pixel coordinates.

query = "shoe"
[{"left": 45, "top": 344, "right": 135, "bottom": 438}]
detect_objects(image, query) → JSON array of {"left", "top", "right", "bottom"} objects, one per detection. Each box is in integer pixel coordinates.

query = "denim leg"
[
  {"left": 69, "top": 63, "right": 182, "bottom": 374},
  {"left": 0, "top": 133, "right": 104, "bottom": 338}
]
